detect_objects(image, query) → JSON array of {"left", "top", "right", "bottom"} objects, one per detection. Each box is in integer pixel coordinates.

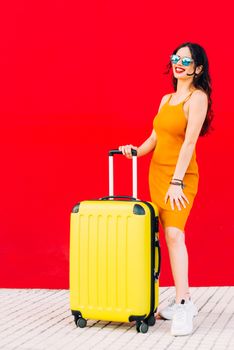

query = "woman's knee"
[{"left": 165, "top": 226, "right": 185, "bottom": 245}]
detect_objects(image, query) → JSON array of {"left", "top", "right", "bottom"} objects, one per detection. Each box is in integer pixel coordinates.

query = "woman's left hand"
[{"left": 165, "top": 184, "right": 189, "bottom": 211}]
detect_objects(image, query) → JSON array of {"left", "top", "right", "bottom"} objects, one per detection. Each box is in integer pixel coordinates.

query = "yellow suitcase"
[{"left": 70, "top": 149, "right": 161, "bottom": 333}]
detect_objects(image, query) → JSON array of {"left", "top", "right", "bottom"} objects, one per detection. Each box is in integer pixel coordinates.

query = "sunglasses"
[{"left": 170, "top": 54, "right": 194, "bottom": 66}]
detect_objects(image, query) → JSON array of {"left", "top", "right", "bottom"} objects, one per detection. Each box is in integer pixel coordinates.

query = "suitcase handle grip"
[
  {"left": 109, "top": 149, "right": 137, "bottom": 156},
  {"left": 100, "top": 195, "right": 137, "bottom": 201},
  {"left": 109, "top": 149, "right": 137, "bottom": 198}
]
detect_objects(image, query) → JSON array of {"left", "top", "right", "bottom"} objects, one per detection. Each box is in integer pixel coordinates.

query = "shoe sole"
[
  {"left": 158, "top": 313, "right": 171, "bottom": 320},
  {"left": 159, "top": 308, "right": 198, "bottom": 321},
  {"left": 171, "top": 328, "right": 193, "bottom": 336}
]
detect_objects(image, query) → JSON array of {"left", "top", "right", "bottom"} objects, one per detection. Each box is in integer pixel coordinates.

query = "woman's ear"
[{"left": 195, "top": 65, "right": 203, "bottom": 75}]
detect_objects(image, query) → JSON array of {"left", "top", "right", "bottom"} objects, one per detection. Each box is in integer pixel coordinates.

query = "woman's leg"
[{"left": 164, "top": 226, "right": 190, "bottom": 303}]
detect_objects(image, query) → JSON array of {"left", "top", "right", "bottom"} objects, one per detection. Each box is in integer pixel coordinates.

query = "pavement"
[{"left": 0, "top": 286, "right": 234, "bottom": 350}]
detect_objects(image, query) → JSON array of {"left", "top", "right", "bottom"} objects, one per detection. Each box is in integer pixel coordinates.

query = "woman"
[{"left": 118, "top": 42, "right": 213, "bottom": 336}]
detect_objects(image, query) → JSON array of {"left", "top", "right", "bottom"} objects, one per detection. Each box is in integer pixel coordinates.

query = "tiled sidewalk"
[{"left": 0, "top": 287, "right": 233, "bottom": 350}]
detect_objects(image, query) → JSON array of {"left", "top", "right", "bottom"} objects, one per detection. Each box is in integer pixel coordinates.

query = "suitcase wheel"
[
  {"left": 75, "top": 316, "right": 87, "bottom": 328},
  {"left": 147, "top": 314, "right": 156, "bottom": 326},
  {"left": 136, "top": 321, "right": 148, "bottom": 334}
]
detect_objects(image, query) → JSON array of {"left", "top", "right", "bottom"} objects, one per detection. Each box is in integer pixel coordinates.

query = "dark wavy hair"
[{"left": 165, "top": 42, "right": 213, "bottom": 136}]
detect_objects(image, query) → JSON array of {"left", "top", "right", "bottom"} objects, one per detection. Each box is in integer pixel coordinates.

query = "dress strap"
[
  {"left": 182, "top": 91, "right": 194, "bottom": 104},
  {"left": 167, "top": 94, "right": 173, "bottom": 103}
]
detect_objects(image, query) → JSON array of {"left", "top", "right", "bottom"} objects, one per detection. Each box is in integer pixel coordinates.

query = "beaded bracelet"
[{"left": 170, "top": 180, "right": 185, "bottom": 189}]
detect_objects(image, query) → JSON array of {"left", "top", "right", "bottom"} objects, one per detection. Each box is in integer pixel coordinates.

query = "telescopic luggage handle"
[{"left": 108, "top": 149, "right": 138, "bottom": 199}]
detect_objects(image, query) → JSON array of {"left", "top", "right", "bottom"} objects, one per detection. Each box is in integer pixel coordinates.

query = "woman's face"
[{"left": 171, "top": 46, "right": 195, "bottom": 80}]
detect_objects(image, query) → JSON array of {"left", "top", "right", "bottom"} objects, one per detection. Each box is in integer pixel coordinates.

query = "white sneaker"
[
  {"left": 159, "top": 297, "right": 198, "bottom": 320},
  {"left": 171, "top": 299, "right": 194, "bottom": 336},
  {"left": 158, "top": 297, "right": 177, "bottom": 320}
]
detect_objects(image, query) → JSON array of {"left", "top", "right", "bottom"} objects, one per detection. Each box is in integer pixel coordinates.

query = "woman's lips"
[{"left": 175, "top": 67, "right": 185, "bottom": 73}]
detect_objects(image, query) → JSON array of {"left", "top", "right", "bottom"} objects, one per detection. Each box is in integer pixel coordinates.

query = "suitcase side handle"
[
  {"left": 109, "top": 149, "right": 137, "bottom": 198},
  {"left": 154, "top": 239, "right": 161, "bottom": 281}
]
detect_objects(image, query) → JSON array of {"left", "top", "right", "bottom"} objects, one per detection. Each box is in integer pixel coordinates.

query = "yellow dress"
[{"left": 148, "top": 92, "right": 199, "bottom": 231}]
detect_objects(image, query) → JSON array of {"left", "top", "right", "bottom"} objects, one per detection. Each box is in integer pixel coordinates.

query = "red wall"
[{"left": 0, "top": 1, "right": 233, "bottom": 288}]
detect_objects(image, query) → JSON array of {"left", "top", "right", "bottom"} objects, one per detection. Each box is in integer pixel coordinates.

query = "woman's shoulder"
[
  {"left": 158, "top": 93, "right": 173, "bottom": 110},
  {"left": 185, "top": 89, "right": 208, "bottom": 119},
  {"left": 161, "top": 92, "right": 174, "bottom": 103},
  {"left": 190, "top": 88, "right": 208, "bottom": 103}
]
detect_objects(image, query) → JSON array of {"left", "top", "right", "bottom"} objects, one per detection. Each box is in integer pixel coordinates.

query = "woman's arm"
[
  {"left": 137, "top": 129, "right": 157, "bottom": 157},
  {"left": 165, "top": 90, "right": 208, "bottom": 211},
  {"left": 119, "top": 94, "right": 170, "bottom": 158},
  {"left": 118, "top": 129, "right": 157, "bottom": 159},
  {"left": 172, "top": 90, "right": 208, "bottom": 180}
]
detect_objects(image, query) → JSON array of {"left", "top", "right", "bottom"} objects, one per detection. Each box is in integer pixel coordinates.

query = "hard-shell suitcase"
[{"left": 70, "top": 149, "right": 161, "bottom": 333}]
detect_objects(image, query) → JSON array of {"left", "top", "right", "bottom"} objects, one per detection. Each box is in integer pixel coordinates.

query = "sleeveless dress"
[{"left": 148, "top": 92, "right": 199, "bottom": 232}]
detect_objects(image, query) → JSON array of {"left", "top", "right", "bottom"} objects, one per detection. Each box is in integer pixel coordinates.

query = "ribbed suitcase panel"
[{"left": 70, "top": 201, "right": 154, "bottom": 323}]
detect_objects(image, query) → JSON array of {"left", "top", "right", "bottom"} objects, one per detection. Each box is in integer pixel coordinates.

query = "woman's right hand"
[{"left": 118, "top": 144, "right": 138, "bottom": 159}]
